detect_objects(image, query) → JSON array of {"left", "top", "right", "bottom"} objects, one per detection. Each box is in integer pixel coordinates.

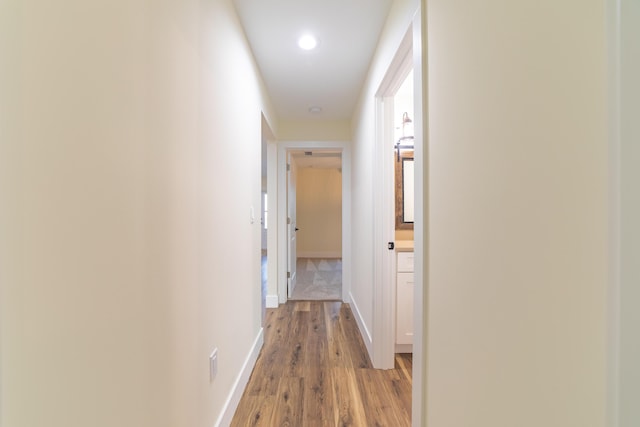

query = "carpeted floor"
[{"left": 290, "top": 258, "right": 342, "bottom": 300}]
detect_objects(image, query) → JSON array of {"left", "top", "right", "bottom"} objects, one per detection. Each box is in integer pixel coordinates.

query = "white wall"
[
  {"left": 296, "top": 168, "right": 342, "bottom": 257},
  {"left": 394, "top": 70, "right": 414, "bottom": 143},
  {"left": 0, "top": 1, "right": 275, "bottom": 426},
  {"left": 350, "top": 0, "right": 419, "bottom": 355},
  {"left": 619, "top": 0, "right": 640, "bottom": 425},
  {"left": 425, "top": 0, "right": 608, "bottom": 426}
]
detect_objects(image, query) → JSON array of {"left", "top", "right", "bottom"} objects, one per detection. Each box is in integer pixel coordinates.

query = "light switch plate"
[{"left": 209, "top": 348, "right": 218, "bottom": 381}]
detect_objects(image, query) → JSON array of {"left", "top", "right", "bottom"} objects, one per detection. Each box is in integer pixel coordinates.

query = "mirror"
[{"left": 395, "top": 150, "right": 414, "bottom": 230}]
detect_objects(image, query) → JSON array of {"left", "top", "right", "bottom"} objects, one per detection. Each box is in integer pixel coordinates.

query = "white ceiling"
[{"left": 233, "top": 0, "right": 393, "bottom": 121}]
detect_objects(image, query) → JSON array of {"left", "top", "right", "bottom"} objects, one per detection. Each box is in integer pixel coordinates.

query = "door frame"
[
  {"left": 261, "top": 114, "right": 280, "bottom": 312},
  {"left": 277, "top": 140, "right": 352, "bottom": 304},
  {"left": 286, "top": 151, "right": 298, "bottom": 298},
  {"left": 373, "top": 28, "right": 413, "bottom": 370},
  {"left": 373, "top": 11, "right": 426, "bottom": 427}
]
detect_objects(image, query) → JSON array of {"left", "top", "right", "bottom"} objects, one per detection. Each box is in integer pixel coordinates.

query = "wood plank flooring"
[{"left": 231, "top": 301, "right": 412, "bottom": 427}]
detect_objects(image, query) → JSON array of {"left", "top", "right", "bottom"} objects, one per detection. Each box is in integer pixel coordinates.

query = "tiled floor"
[{"left": 290, "top": 258, "right": 342, "bottom": 300}]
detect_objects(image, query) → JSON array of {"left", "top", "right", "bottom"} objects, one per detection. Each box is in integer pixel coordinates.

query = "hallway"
[
  {"left": 2, "top": 1, "right": 636, "bottom": 426},
  {"left": 231, "top": 301, "right": 412, "bottom": 426}
]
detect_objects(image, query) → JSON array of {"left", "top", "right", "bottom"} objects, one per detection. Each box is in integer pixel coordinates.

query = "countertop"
[{"left": 395, "top": 240, "right": 414, "bottom": 252}]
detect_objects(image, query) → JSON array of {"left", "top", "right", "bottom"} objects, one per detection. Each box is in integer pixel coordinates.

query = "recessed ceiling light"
[
  {"left": 308, "top": 106, "right": 322, "bottom": 114},
  {"left": 298, "top": 34, "right": 318, "bottom": 50}
]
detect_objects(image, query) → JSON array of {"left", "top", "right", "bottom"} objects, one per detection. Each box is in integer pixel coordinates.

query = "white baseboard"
[
  {"left": 266, "top": 294, "right": 279, "bottom": 308},
  {"left": 297, "top": 251, "right": 342, "bottom": 258},
  {"left": 395, "top": 343, "right": 413, "bottom": 353},
  {"left": 348, "top": 292, "right": 373, "bottom": 359},
  {"left": 214, "top": 328, "right": 264, "bottom": 427}
]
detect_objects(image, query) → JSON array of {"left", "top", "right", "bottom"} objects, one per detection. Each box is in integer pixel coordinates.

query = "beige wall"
[
  {"left": 0, "top": 1, "right": 275, "bottom": 426},
  {"left": 425, "top": 0, "right": 608, "bottom": 426},
  {"left": 278, "top": 119, "right": 351, "bottom": 141},
  {"left": 395, "top": 229, "right": 414, "bottom": 241},
  {"left": 296, "top": 168, "right": 342, "bottom": 257},
  {"left": 620, "top": 0, "right": 640, "bottom": 425}
]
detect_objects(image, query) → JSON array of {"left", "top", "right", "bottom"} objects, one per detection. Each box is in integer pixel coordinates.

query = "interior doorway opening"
[
  {"left": 372, "top": 26, "right": 415, "bottom": 370},
  {"left": 277, "top": 141, "right": 352, "bottom": 306},
  {"left": 260, "top": 127, "right": 268, "bottom": 324},
  {"left": 392, "top": 69, "right": 415, "bottom": 354},
  {"left": 372, "top": 17, "right": 426, "bottom": 427},
  {"left": 287, "top": 150, "right": 343, "bottom": 301},
  {"left": 261, "top": 114, "right": 278, "bottom": 317}
]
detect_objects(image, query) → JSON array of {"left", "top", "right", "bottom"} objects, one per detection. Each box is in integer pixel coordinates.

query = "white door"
[
  {"left": 287, "top": 153, "right": 298, "bottom": 297},
  {"left": 261, "top": 192, "right": 268, "bottom": 250}
]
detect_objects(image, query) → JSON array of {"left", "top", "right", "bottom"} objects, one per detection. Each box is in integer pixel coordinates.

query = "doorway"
[
  {"left": 372, "top": 18, "right": 426, "bottom": 427},
  {"left": 373, "top": 26, "right": 415, "bottom": 370},
  {"left": 277, "top": 141, "right": 352, "bottom": 305},
  {"left": 288, "top": 150, "right": 343, "bottom": 300},
  {"left": 261, "top": 114, "right": 278, "bottom": 316},
  {"left": 261, "top": 145, "right": 267, "bottom": 323}
]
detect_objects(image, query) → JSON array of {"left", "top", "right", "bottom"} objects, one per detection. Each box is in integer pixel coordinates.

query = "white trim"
[
  {"left": 266, "top": 140, "right": 279, "bottom": 310},
  {"left": 297, "top": 251, "right": 342, "bottom": 258},
  {"left": 277, "top": 147, "right": 288, "bottom": 304},
  {"left": 265, "top": 294, "right": 279, "bottom": 308},
  {"left": 214, "top": 328, "right": 264, "bottom": 427},
  {"left": 341, "top": 147, "right": 352, "bottom": 303},
  {"left": 395, "top": 343, "right": 413, "bottom": 353},
  {"left": 348, "top": 291, "right": 373, "bottom": 358}
]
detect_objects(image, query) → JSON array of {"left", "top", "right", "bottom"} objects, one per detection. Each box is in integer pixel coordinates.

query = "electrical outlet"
[{"left": 209, "top": 348, "right": 218, "bottom": 381}]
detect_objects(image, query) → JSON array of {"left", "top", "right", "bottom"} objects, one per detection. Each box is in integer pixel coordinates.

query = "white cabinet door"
[
  {"left": 397, "top": 251, "right": 414, "bottom": 272},
  {"left": 396, "top": 271, "right": 414, "bottom": 345}
]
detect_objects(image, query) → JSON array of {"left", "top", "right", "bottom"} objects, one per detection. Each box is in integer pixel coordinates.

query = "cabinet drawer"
[
  {"left": 397, "top": 251, "right": 414, "bottom": 272},
  {"left": 396, "top": 272, "right": 414, "bottom": 345}
]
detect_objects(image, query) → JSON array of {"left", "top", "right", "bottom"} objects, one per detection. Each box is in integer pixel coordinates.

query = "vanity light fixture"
[
  {"left": 401, "top": 112, "right": 413, "bottom": 139},
  {"left": 395, "top": 112, "right": 414, "bottom": 161},
  {"left": 298, "top": 34, "right": 318, "bottom": 50}
]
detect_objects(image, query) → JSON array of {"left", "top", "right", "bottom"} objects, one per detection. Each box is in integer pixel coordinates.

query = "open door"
[{"left": 286, "top": 152, "right": 298, "bottom": 297}]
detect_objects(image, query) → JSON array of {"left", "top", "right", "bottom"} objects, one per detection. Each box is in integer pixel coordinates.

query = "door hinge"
[
  {"left": 388, "top": 242, "right": 395, "bottom": 250},
  {"left": 287, "top": 271, "right": 291, "bottom": 279},
  {"left": 286, "top": 163, "right": 291, "bottom": 172},
  {"left": 287, "top": 217, "right": 291, "bottom": 224}
]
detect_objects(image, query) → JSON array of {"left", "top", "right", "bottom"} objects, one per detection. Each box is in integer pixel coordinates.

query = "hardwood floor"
[{"left": 231, "top": 301, "right": 412, "bottom": 427}]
